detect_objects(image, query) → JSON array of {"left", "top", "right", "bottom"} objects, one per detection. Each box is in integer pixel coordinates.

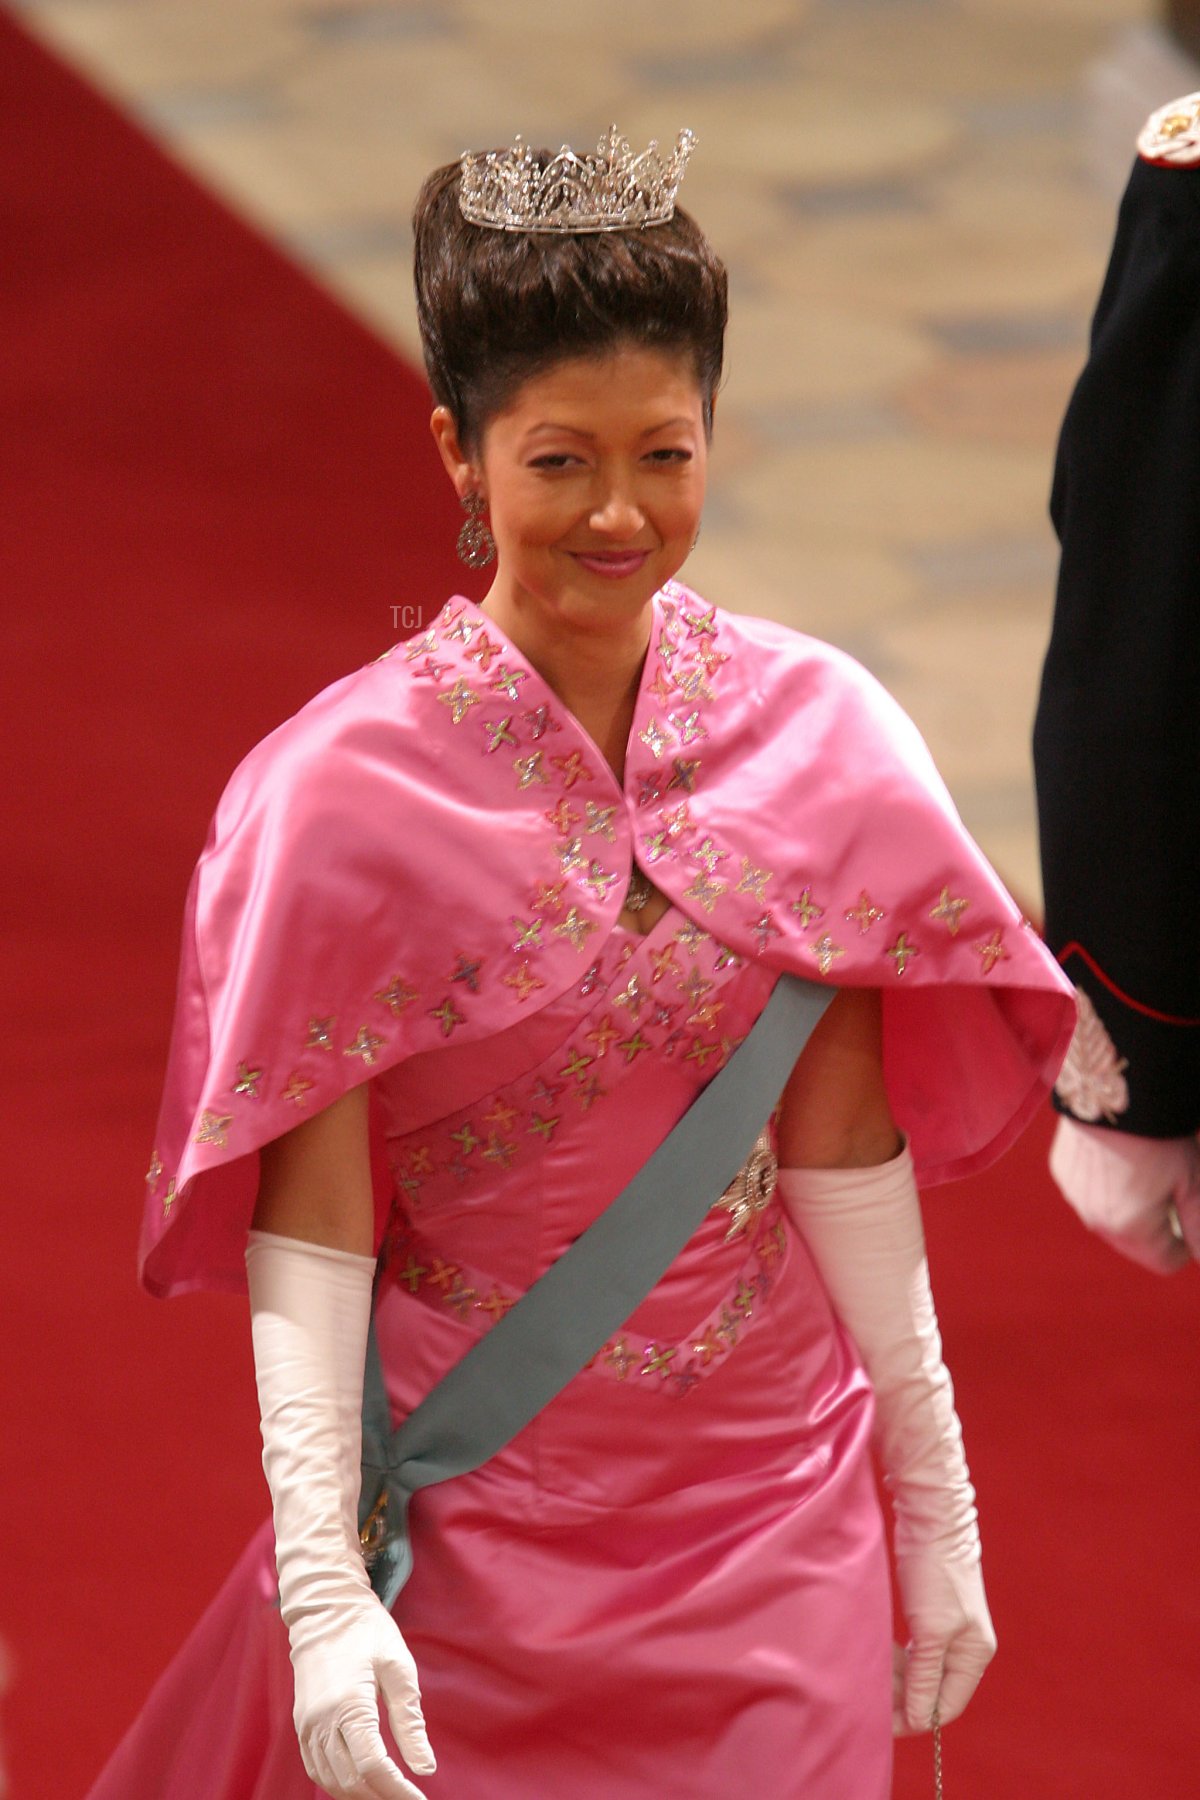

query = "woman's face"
[{"left": 437, "top": 345, "right": 709, "bottom": 648}]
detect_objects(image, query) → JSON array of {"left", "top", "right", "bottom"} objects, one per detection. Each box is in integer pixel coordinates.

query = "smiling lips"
[{"left": 569, "top": 550, "right": 651, "bottom": 579}]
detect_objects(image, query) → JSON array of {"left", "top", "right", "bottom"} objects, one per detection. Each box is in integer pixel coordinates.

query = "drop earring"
[{"left": 456, "top": 491, "right": 496, "bottom": 569}]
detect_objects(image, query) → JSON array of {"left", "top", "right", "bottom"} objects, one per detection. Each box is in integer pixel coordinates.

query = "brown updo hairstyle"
[{"left": 412, "top": 151, "right": 729, "bottom": 454}]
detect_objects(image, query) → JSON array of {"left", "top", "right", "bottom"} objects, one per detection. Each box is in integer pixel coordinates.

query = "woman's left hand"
[{"left": 892, "top": 1549, "right": 996, "bottom": 1735}]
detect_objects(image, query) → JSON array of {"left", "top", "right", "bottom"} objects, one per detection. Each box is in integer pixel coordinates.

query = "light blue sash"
[{"left": 358, "top": 972, "right": 831, "bottom": 1609}]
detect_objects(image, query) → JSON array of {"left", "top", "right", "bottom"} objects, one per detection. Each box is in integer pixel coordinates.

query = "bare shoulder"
[{"left": 775, "top": 988, "right": 901, "bottom": 1170}]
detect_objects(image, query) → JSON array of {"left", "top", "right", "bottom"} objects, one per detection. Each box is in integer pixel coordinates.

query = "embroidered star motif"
[
  {"left": 685, "top": 1038, "right": 720, "bottom": 1067},
  {"left": 647, "top": 667, "right": 675, "bottom": 706},
  {"left": 886, "top": 932, "right": 920, "bottom": 976},
  {"left": 662, "top": 801, "right": 693, "bottom": 838},
  {"left": 688, "top": 999, "right": 725, "bottom": 1031},
  {"left": 675, "top": 920, "right": 709, "bottom": 954},
  {"left": 426, "top": 1257, "right": 462, "bottom": 1291},
  {"left": 397, "top": 1255, "right": 427, "bottom": 1293},
  {"left": 481, "top": 1134, "right": 516, "bottom": 1168},
  {"left": 642, "top": 1342, "right": 679, "bottom": 1377},
  {"left": 639, "top": 717, "right": 672, "bottom": 759},
  {"left": 437, "top": 678, "right": 481, "bottom": 724},
  {"left": 477, "top": 1288, "right": 514, "bottom": 1321},
  {"left": 145, "top": 1151, "right": 164, "bottom": 1190},
  {"left": 551, "top": 750, "right": 594, "bottom": 790},
  {"left": 233, "top": 1061, "right": 263, "bottom": 1098},
  {"left": 450, "top": 1123, "right": 481, "bottom": 1155},
  {"left": 522, "top": 704, "right": 559, "bottom": 740},
  {"left": 738, "top": 859, "right": 773, "bottom": 903},
  {"left": 668, "top": 757, "right": 700, "bottom": 793},
  {"left": 560, "top": 1046, "right": 594, "bottom": 1082},
  {"left": 637, "top": 771, "right": 667, "bottom": 807},
  {"left": 691, "top": 836, "right": 726, "bottom": 874},
  {"left": 582, "top": 860, "right": 620, "bottom": 900},
  {"left": 442, "top": 610, "right": 476, "bottom": 644},
  {"left": 545, "top": 799, "right": 579, "bottom": 835},
  {"left": 467, "top": 630, "right": 501, "bottom": 671},
  {"left": 281, "top": 1073, "right": 315, "bottom": 1105},
  {"left": 306, "top": 1017, "right": 336, "bottom": 1051},
  {"left": 679, "top": 967, "right": 714, "bottom": 1006},
  {"left": 614, "top": 974, "right": 649, "bottom": 1019},
  {"left": 641, "top": 828, "right": 674, "bottom": 864},
  {"left": 557, "top": 836, "right": 585, "bottom": 872},
  {"left": 685, "top": 872, "right": 726, "bottom": 914},
  {"left": 503, "top": 961, "right": 546, "bottom": 1002},
  {"left": 790, "top": 887, "right": 824, "bottom": 930},
  {"left": 974, "top": 930, "right": 1009, "bottom": 974},
  {"left": 809, "top": 933, "right": 846, "bottom": 975},
  {"left": 676, "top": 668, "right": 715, "bottom": 704},
  {"left": 531, "top": 878, "right": 566, "bottom": 914},
  {"left": 405, "top": 628, "right": 438, "bottom": 660},
  {"left": 375, "top": 976, "right": 419, "bottom": 1014},
  {"left": 194, "top": 1109, "right": 231, "bottom": 1148},
  {"left": 649, "top": 942, "right": 680, "bottom": 984},
  {"left": 684, "top": 603, "right": 718, "bottom": 639},
  {"left": 162, "top": 1179, "right": 177, "bottom": 1216},
  {"left": 692, "top": 1328, "right": 723, "bottom": 1367},
  {"left": 586, "top": 1016, "right": 621, "bottom": 1056},
  {"left": 483, "top": 715, "right": 517, "bottom": 754},
  {"left": 605, "top": 1338, "right": 634, "bottom": 1378},
  {"left": 618, "top": 1030, "right": 651, "bottom": 1063},
  {"left": 509, "top": 917, "right": 544, "bottom": 952},
  {"left": 344, "top": 1026, "right": 385, "bottom": 1064},
  {"left": 483, "top": 1098, "right": 519, "bottom": 1131},
  {"left": 429, "top": 998, "right": 466, "bottom": 1036},
  {"left": 513, "top": 751, "right": 548, "bottom": 788},
  {"left": 450, "top": 953, "right": 483, "bottom": 992},
  {"left": 490, "top": 663, "right": 528, "bottom": 701},
  {"left": 527, "top": 1112, "right": 561, "bottom": 1141},
  {"left": 670, "top": 710, "right": 708, "bottom": 746},
  {"left": 846, "top": 891, "right": 886, "bottom": 934},
  {"left": 695, "top": 642, "right": 729, "bottom": 675},
  {"left": 584, "top": 801, "right": 617, "bottom": 840},
  {"left": 413, "top": 654, "right": 451, "bottom": 682},
  {"left": 554, "top": 907, "right": 596, "bottom": 951},
  {"left": 930, "top": 888, "right": 971, "bottom": 936}
]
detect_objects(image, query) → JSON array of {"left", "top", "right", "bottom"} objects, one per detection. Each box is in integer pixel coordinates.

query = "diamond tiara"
[{"left": 458, "top": 125, "right": 697, "bottom": 234}]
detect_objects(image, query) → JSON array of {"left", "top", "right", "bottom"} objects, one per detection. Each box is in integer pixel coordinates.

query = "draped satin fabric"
[
  {"left": 93, "top": 913, "right": 894, "bottom": 1798},
  {"left": 96, "top": 585, "right": 1075, "bottom": 1797}
]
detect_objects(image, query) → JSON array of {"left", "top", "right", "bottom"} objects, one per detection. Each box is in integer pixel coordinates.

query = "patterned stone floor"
[{"left": 13, "top": 0, "right": 1196, "bottom": 902}]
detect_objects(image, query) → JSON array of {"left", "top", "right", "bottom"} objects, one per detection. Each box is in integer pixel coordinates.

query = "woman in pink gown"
[{"left": 90, "top": 131, "right": 1074, "bottom": 1800}]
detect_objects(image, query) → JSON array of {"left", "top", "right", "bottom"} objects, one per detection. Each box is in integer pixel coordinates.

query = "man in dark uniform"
[{"left": 1034, "top": 92, "right": 1200, "bottom": 1272}]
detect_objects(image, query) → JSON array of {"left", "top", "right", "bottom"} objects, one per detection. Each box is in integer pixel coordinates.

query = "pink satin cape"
[{"left": 139, "top": 582, "right": 1074, "bottom": 1299}]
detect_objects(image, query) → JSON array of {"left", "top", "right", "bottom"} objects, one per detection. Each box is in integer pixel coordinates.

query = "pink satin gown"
[{"left": 89, "top": 906, "right": 893, "bottom": 1799}]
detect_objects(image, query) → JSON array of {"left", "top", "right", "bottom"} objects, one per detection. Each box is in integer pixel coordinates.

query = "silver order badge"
[{"left": 712, "top": 1127, "right": 778, "bottom": 1240}]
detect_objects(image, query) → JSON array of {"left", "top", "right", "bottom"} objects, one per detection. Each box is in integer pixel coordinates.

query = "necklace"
[{"left": 624, "top": 866, "right": 653, "bottom": 913}]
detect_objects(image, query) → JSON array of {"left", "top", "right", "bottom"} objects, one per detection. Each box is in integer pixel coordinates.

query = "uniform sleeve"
[{"left": 1034, "top": 151, "right": 1200, "bottom": 1138}]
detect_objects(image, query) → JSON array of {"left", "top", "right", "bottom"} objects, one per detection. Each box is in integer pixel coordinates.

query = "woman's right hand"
[{"left": 290, "top": 1588, "right": 433, "bottom": 1799}]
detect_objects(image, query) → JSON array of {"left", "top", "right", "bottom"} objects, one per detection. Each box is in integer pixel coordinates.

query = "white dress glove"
[
  {"left": 778, "top": 1146, "right": 995, "bottom": 1736},
  {"left": 1049, "top": 1115, "right": 1200, "bottom": 1274},
  {"left": 246, "top": 1231, "right": 435, "bottom": 1800}
]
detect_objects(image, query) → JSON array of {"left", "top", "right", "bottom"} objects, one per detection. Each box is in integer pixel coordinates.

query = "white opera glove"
[
  {"left": 246, "top": 1231, "right": 435, "bottom": 1800},
  {"left": 778, "top": 1146, "right": 995, "bottom": 1737},
  {"left": 1049, "top": 1115, "right": 1200, "bottom": 1274}
]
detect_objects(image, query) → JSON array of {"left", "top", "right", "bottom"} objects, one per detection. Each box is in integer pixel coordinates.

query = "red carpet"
[{"left": 1, "top": 11, "right": 1197, "bottom": 1798}]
